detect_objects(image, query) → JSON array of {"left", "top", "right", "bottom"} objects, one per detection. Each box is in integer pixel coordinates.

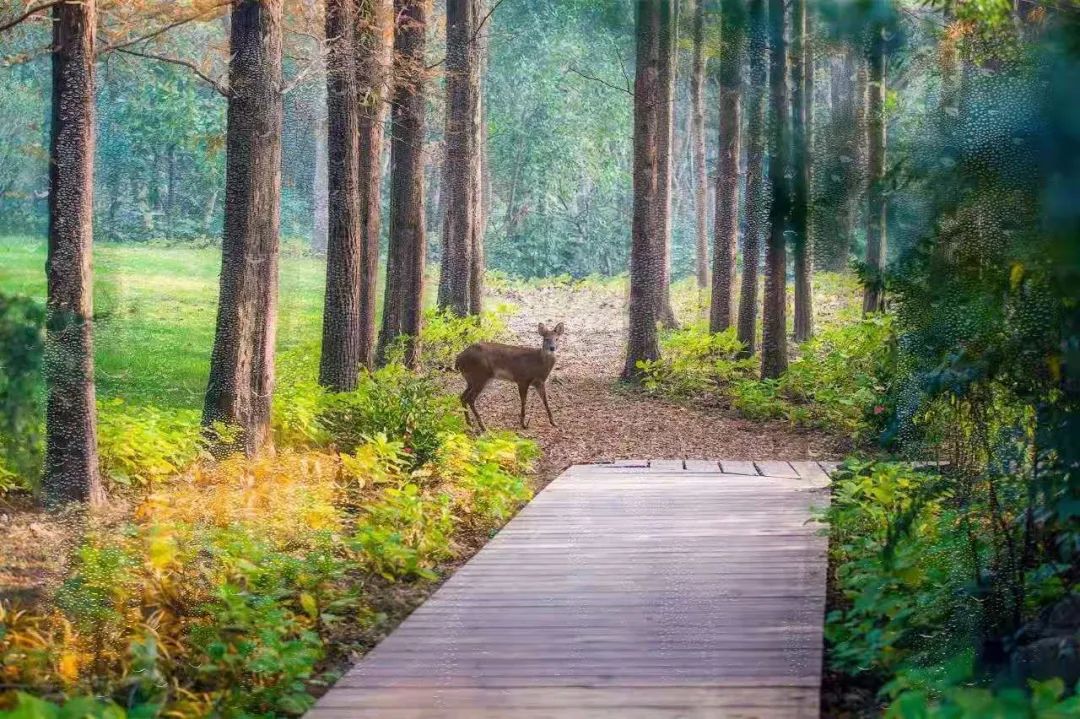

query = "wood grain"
[{"left": 307, "top": 462, "right": 831, "bottom": 718}]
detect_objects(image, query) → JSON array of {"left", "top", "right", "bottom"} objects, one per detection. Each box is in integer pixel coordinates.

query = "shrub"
[
  {"left": 420, "top": 305, "right": 512, "bottom": 371},
  {"left": 0, "top": 293, "right": 45, "bottom": 492},
  {"left": 637, "top": 324, "right": 756, "bottom": 400},
  {"left": 96, "top": 400, "right": 202, "bottom": 488}
]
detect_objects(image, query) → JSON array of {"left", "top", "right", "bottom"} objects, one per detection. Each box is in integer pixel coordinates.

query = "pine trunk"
[
  {"left": 791, "top": 0, "right": 813, "bottom": 341},
  {"left": 863, "top": 25, "right": 886, "bottom": 314},
  {"left": 656, "top": 0, "right": 679, "bottom": 329},
  {"left": 710, "top": 0, "right": 745, "bottom": 332},
  {"left": 355, "top": 0, "right": 389, "bottom": 370},
  {"left": 311, "top": 116, "right": 329, "bottom": 253},
  {"left": 468, "top": 8, "right": 488, "bottom": 316},
  {"left": 624, "top": 0, "right": 664, "bottom": 380},
  {"left": 691, "top": 0, "right": 708, "bottom": 289},
  {"left": 438, "top": 0, "right": 479, "bottom": 316},
  {"left": 378, "top": 0, "right": 428, "bottom": 368},
  {"left": 202, "top": 0, "right": 283, "bottom": 456},
  {"left": 736, "top": 0, "right": 767, "bottom": 356},
  {"left": 319, "top": 0, "right": 364, "bottom": 391},
  {"left": 43, "top": 0, "right": 105, "bottom": 506},
  {"left": 761, "top": 0, "right": 789, "bottom": 379}
]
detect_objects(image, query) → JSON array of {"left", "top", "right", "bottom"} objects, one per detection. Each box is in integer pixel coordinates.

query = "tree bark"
[
  {"left": 862, "top": 23, "right": 886, "bottom": 314},
  {"left": 710, "top": 0, "right": 744, "bottom": 332},
  {"left": 311, "top": 116, "right": 329, "bottom": 253},
  {"left": 202, "top": 0, "right": 283, "bottom": 456},
  {"left": 378, "top": 0, "right": 428, "bottom": 368},
  {"left": 790, "top": 0, "right": 813, "bottom": 341},
  {"left": 691, "top": 0, "right": 708, "bottom": 289},
  {"left": 438, "top": 0, "right": 479, "bottom": 316},
  {"left": 356, "top": 0, "right": 389, "bottom": 369},
  {"left": 760, "top": 0, "right": 788, "bottom": 379},
  {"left": 468, "top": 6, "right": 489, "bottom": 316},
  {"left": 623, "top": 0, "right": 664, "bottom": 381},
  {"left": 736, "top": 0, "right": 767, "bottom": 356},
  {"left": 43, "top": 0, "right": 105, "bottom": 506},
  {"left": 319, "top": 0, "right": 364, "bottom": 391},
  {"left": 656, "top": 0, "right": 679, "bottom": 329}
]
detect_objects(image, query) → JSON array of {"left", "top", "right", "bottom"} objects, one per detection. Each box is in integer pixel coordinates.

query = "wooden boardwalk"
[{"left": 308, "top": 460, "right": 834, "bottom": 719}]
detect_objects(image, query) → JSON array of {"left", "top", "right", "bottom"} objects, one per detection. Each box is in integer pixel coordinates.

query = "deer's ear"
[
  {"left": 554, "top": 322, "right": 565, "bottom": 336},
  {"left": 538, "top": 323, "right": 548, "bottom": 335}
]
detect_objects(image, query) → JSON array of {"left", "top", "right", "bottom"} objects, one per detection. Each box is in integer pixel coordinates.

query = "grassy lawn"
[{"left": 0, "top": 237, "right": 328, "bottom": 410}]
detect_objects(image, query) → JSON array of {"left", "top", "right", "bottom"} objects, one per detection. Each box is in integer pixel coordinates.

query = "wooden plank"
[
  {"left": 817, "top": 461, "right": 840, "bottom": 477},
  {"left": 789, "top": 461, "right": 831, "bottom": 484},
  {"left": 754, "top": 460, "right": 800, "bottom": 478},
  {"left": 719, "top": 460, "right": 759, "bottom": 475},
  {"left": 649, "top": 459, "right": 685, "bottom": 471},
  {"left": 683, "top": 459, "right": 722, "bottom": 472},
  {"left": 608, "top": 459, "right": 649, "bottom": 468},
  {"left": 307, "top": 462, "right": 828, "bottom": 718}
]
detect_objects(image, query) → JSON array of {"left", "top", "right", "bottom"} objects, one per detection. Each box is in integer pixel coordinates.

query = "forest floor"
[{"left": 473, "top": 279, "right": 849, "bottom": 488}]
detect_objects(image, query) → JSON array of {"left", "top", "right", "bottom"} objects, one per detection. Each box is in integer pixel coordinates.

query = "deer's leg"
[
  {"left": 467, "top": 379, "right": 489, "bottom": 432},
  {"left": 517, "top": 381, "right": 530, "bottom": 429},
  {"left": 536, "top": 380, "right": 557, "bottom": 427},
  {"left": 460, "top": 386, "right": 474, "bottom": 426}
]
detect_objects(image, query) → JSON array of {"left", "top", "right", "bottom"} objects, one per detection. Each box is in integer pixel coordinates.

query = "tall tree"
[
  {"left": 378, "top": 0, "right": 429, "bottom": 367},
  {"left": 760, "top": 0, "right": 789, "bottom": 379},
  {"left": 319, "top": 0, "right": 364, "bottom": 391},
  {"left": 42, "top": 0, "right": 105, "bottom": 505},
  {"left": 438, "top": 0, "right": 480, "bottom": 316},
  {"left": 690, "top": 0, "right": 708, "bottom": 289},
  {"left": 710, "top": 0, "right": 745, "bottom": 332},
  {"left": 354, "top": 0, "right": 389, "bottom": 368},
  {"left": 736, "top": 0, "right": 767, "bottom": 356},
  {"left": 624, "top": 0, "right": 664, "bottom": 380},
  {"left": 790, "top": 0, "right": 814, "bottom": 341},
  {"left": 312, "top": 119, "right": 329, "bottom": 253},
  {"left": 468, "top": 5, "right": 489, "bottom": 316},
  {"left": 656, "top": 0, "right": 679, "bottom": 329},
  {"left": 862, "top": 21, "right": 886, "bottom": 314},
  {"left": 203, "top": 0, "right": 283, "bottom": 455}
]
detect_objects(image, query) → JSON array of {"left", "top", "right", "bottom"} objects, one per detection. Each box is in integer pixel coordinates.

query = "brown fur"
[{"left": 455, "top": 322, "right": 564, "bottom": 430}]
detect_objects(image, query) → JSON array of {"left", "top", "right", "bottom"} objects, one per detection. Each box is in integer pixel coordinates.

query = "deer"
[{"left": 455, "top": 322, "right": 564, "bottom": 432}]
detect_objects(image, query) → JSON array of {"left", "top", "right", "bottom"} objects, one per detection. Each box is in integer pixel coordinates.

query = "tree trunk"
[
  {"left": 43, "top": 0, "right": 105, "bottom": 506},
  {"left": 623, "top": 0, "right": 664, "bottom": 381},
  {"left": 760, "top": 0, "right": 789, "bottom": 379},
  {"left": 691, "top": 0, "right": 708, "bottom": 289},
  {"left": 862, "top": 23, "right": 886, "bottom": 314},
  {"left": 165, "top": 143, "right": 179, "bottom": 223},
  {"left": 319, "top": 0, "right": 364, "bottom": 391},
  {"left": 202, "top": 0, "right": 283, "bottom": 456},
  {"left": 656, "top": 0, "right": 679, "bottom": 329},
  {"left": 438, "top": 0, "right": 479, "bottom": 316},
  {"left": 356, "top": 0, "right": 389, "bottom": 369},
  {"left": 790, "top": 0, "right": 813, "bottom": 341},
  {"left": 468, "top": 7, "right": 489, "bottom": 316},
  {"left": 378, "top": 0, "right": 428, "bottom": 368},
  {"left": 736, "top": 0, "right": 767, "bottom": 356},
  {"left": 710, "top": 0, "right": 745, "bottom": 332},
  {"left": 311, "top": 116, "right": 329, "bottom": 253}
]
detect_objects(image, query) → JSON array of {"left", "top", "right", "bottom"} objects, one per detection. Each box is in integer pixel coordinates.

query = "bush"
[
  {"left": 96, "top": 400, "right": 202, "bottom": 488},
  {"left": 0, "top": 294, "right": 45, "bottom": 493},
  {"left": 637, "top": 325, "right": 756, "bottom": 400},
  {"left": 420, "top": 305, "right": 512, "bottom": 371}
]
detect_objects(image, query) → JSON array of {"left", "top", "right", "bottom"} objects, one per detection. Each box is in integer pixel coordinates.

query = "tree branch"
[
  {"left": 97, "top": 1, "right": 232, "bottom": 55},
  {"left": 565, "top": 65, "right": 633, "bottom": 96},
  {"left": 116, "top": 47, "right": 230, "bottom": 97},
  {"left": 0, "top": 0, "right": 58, "bottom": 34}
]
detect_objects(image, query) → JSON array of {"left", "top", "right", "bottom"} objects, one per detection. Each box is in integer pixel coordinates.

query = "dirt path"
[{"left": 469, "top": 283, "right": 847, "bottom": 486}]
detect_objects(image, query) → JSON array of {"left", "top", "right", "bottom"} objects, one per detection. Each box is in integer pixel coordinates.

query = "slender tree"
[
  {"left": 42, "top": 0, "right": 105, "bottom": 505},
  {"left": 319, "top": 0, "right": 364, "bottom": 391},
  {"left": 311, "top": 115, "right": 329, "bottom": 254},
  {"left": 203, "top": 0, "right": 283, "bottom": 455},
  {"left": 355, "top": 0, "right": 390, "bottom": 370},
  {"left": 791, "top": 0, "right": 814, "bottom": 341},
  {"left": 862, "top": 22, "right": 886, "bottom": 314},
  {"left": 438, "top": 0, "right": 480, "bottom": 316},
  {"left": 690, "top": 0, "right": 708, "bottom": 289},
  {"left": 656, "top": 0, "right": 679, "bottom": 329},
  {"left": 468, "top": 5, "right": 489, "bottom": 316},
  {"left": 378, "top": 0, "right": 429, "bottom": 367},
  {"left": 710, "top": 0, "right": 745, "bottom": 332},
  {"left": 736, "top": 0, "right": 767, "bottom": 356},
  {"left": 624, "top": 0, "right": 664, "bottom": 380},
  {"left": 760, "top": 0, "right": 789, "bottom": 379}
]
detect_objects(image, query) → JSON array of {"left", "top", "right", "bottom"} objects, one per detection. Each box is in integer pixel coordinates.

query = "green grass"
[{"left": 0, "top": 236, "right": 328, "bottom": 410}]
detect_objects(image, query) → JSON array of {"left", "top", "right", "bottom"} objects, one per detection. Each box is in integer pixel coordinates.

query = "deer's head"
[{"left": 538, "top": 322, "right": 565, "bottom": 353}]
